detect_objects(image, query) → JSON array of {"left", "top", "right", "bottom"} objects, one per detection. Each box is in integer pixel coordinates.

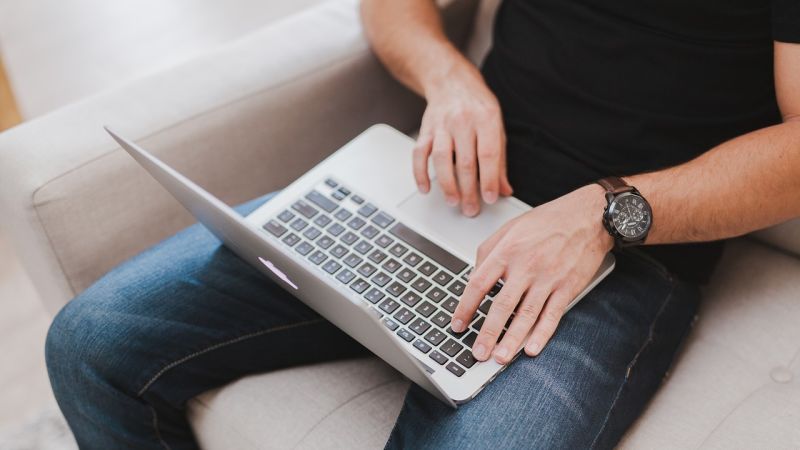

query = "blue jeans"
[{"left": 46, "top": 193, "right": 700, "bottom": 449}]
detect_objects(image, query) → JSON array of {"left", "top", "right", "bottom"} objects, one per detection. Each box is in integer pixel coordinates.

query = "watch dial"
[{"left": 610, "top": 194, "right": 652, "bottom": 240}]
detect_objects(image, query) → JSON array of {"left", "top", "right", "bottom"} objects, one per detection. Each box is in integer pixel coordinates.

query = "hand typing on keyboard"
[{"left": 450, "top": 184, "right": 615, "bottom": 364}]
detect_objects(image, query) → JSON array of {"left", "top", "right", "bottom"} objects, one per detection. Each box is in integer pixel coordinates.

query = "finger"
[
  {"left": 412, "top": 134, "right": 433, "bottom": 193},
  {"left": 499, "top": 133, "right": 514, "bottom": 196},
  {"left": 493, "top": 283, "right": 549, "bottom": 364},
  {"left": 431, "top": 131, "right": 459, "bottom": 205},
  {"left": 476, "top": 120, "right": 502, "bottom": 204},
  {"left": 471, "top": 274, "right": 530, "bottom": 361},
  {"left": 525, "top": 288, "right": 571, "bottom": 356},
  {"left": 451, "top": 254, "right": 506, "bottom": 333},
  {"left": 453, "top": 127, "right": 480, "bottom": 216}
]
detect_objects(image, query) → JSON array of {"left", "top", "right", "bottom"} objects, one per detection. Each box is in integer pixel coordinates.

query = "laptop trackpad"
[{"left": 395, "top": 185, "right": 530, "bottom": 261}]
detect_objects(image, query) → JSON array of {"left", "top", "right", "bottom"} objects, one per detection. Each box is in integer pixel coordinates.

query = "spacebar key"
[{"left": 389, "top": 223, "right": 468, "bottom": 275}]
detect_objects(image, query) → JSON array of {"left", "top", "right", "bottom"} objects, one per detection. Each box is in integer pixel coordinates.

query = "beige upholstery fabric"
[{"left": 0, "top": 0, "right": 798, "bottom": 448}]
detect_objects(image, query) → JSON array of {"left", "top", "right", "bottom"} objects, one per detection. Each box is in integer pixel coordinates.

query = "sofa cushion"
[{"left": 188, "top": 239, "right": 800, "bottom": 448}]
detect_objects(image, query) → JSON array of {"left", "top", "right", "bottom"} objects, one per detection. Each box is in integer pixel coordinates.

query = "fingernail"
[
  {"left": 484, "top": 190, "right": 497, "bottom": 204},
  {"left": 445, "top": 196, "right": 458, "bottom": 206},
  {"left": 417, "top": 184, "right": 429, "bottom": 193},
  {"left": 494, "top": 346, "right": 509, "bottom": 362},
  {"left": 452, "top": 319, "right": 464, "bottom": 332},
  {"left": 463, "top": 204, "right": 478, "bottom": 217},
  {"left": 527, "top": 342, "right": 540, "bottom": 355},
  {"left": 473, "top": 344, "right": 487, "bottom": 360}
]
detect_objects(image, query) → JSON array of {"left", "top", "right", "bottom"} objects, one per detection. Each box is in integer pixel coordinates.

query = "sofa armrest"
[{"left": 0, "top": 0, "right": 479, "bottom": 313}]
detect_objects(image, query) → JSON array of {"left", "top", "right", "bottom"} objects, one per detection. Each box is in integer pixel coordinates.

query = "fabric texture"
[{"left": 46, "top": 194, "right": 700, "bottom": 449}]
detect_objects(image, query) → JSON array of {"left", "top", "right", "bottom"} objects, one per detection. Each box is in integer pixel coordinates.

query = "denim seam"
[
  {"left": 588, "top": 279, "right": 676, "bottom": 449},
  {"left": 136, "top": 318, "right": 325, "bottom": 397},
  {"left": 149, "top": 405, "right": 172, "bottom": 450}
]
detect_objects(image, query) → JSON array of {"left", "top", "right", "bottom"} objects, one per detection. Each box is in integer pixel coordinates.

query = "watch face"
[{"left": 608, "top": 193, "right": 652, "bottom": 241}]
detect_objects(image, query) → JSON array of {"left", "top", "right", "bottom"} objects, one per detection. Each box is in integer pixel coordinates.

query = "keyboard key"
[
  {"left": 382, "top": 317, "right": 399, "bottom": 331},
  {"left": 317, "top": 235, "right": 335, "bottom": 249},
  {"left": 295, "top": 241, "right": 313, "bottom": 255},
  {"left": 415, "top": 301, "right": 436, "bottom": 318},
  {"left": 379, "top": 298, "right": 400, "bottom": 314},
  {"left": 471, "top": 316, "right": 485, "bottom": 331},
  {"left": 292, "top": 200, "right": 318, "bottom": 218},
  {"left": 431, "top": 311, "right": 451, "bottom": 328},
  {"left": 322, "top": 260, "right": 341, "bottom": 274},
  {"left": 447, "top": 280, "right": 466, "bottom": 296},
  {"left": 462, "top": 268, "right": 472, "bottom": 281},
  {"left": 389, "top": 243, "right": 408, "bottom": 257},
  {"left": 325, "top": 178, "right": 338, "bottom": 188},
  {"left": 336, "top": 269, "right": 356, "bottom": 284},
  {"left": 337, "top": 186, "right": 351, "bottom": 197},
  {"left": 314, "top": 214, "right": 332, "bottom": 228},
  {"left": 357, "top": 203, "right": 378, "bottom": 217},
  {"left": 371, "top": 272, "right": 392, "bottom": 287},
  {"left": 263, "top": 219, "right": 287, "bottom": 237},
  {"left": 462, "top": 331, "right": 479, "bottom": 348},
  {"left": 425, "top": 287, "right": 447, "bottom": 303},
  {"left": 327, "top": 223, "right": 345, "bottom": 236},
  {"left": 396, "top": 268, "right": 415, "bottom": 283},
  {"left": 341, "top": 231, "right": 359, "bottom": 245},
  {"left": 364, "top": 288, "right": 385, "bottom": 304},
  {"left": 396, "top": 328, "right": 414, "bottom": 342},
  {"left": 403, "top": 252, "right": 423, "bottom": 267},
  {"left": 368, "top": 249, "right": 387, "bottom": 264},
  {"left": 332, "top": 190, "right": 346, "bottom": 200},
  {"left": 399, "top": 292, "right": 423, "bottom": 308},
  {"left": 389, "top": 222, "right": 468, "bottom": 275},
  {"left": 411, "top": 277, "right": 432, "bottom": 293},
  {"left": 456, "top": 349, "right": 477, "bottom": 368},
  {"left": 393, "top": 308, "right": 414, "bottom": 325},
  {"left": 351, "top": 195, "right": 364, "bottom": 204},
  {"left": 330, "top": 245, "right": 348, "bottom": 258},
  {"left": 432, "top": 270, "right": 454, "bottom": 286},
  {"left": 428, "top": 350, "right": 448, "bottom": 365},
  {"left": 382, "top": 259, "right": 402, "bottom": 273},
  {"left": 441, "top": 297, "right": 459, "bottom": 313},
  {"left": 478, "top": 300, "right": 493, "bottom": 314},
  {"left": 488, "top": 282, "right": 503, "bottom": 297},
  {"left": 361, "top": 225, "right": 380, "bottom": 239},
  {"left": 446, "top": 362, "right": 465, "bottom": 377},
  {"left": 440, "top": 339, "right": 464, "bottom": 357},
  {"left": 386, "top": 281, "right": 407, "bottom": 297},
  {"left": 357, "top": 262, "right": 377, "bottom": 277},
  {"left": 308, "top": 250, "right": 327, "bottom": 265},
  {"left": 371, "top": 212, "right": 395, "bottom": 228},
  {"left": 413, "top": 339, "right": 432, "bottom": 354},
  {"left": 350, "top": 278, "right": 370, "bottom": 294},
  {"left": 375, "top": 234, "right": 394, "bottom": 248},
  {"left": 302, "top": 227, "right": 321, "bottom": 240},
  {"left": 354, "top": 240, "right": 373, "bottom": 255},
  {"left": 424, "top": 329, "right": 447, "bottom": 346},
  {"left": 409, "top": 318, "right": 431, "bottom": 335},
  {"left": 418, "top": 261, "right": 437, "bottom": 276},
  {"left": 343, "top": 253, "right": 363, "bottom": 268},
  {"left": 290, "top": 218, "right": 308, "bottom": 231},
  {"left": 348, "top": 217, "right": 367, "bottom": 230},
  {"left": 305, "top": 190, "right": 338, "bottom": 212},
  {"left": 278, "top": 210, "right": 295, "bottom": 223},
  {"left": 447, "top": 327, "right": 467, "bottom": 339},
  {"left": 334, "top": 209, "right": 352, "bottom": 221}
]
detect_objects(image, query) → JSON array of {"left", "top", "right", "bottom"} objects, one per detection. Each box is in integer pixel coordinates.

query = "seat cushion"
[{"left": 189, "top": 239, "right": 800, "bottom": 449}]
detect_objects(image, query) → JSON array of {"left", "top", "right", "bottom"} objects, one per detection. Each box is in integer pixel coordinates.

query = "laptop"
[{"left": 106, "top": 124, "right": 615, "bottom": 407}]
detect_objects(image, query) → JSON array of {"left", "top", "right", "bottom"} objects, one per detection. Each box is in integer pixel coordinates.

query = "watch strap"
[{"left": 597, "top": 176, "right": 633, "bottom": 196}]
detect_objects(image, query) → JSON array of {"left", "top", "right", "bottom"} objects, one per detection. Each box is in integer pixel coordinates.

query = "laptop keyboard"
[{"left": 261, "top": 178, "right": 507, "bottom": 377}]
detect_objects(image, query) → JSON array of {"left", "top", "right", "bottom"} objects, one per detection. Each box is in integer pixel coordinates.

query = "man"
[{"left": 46, "top": 0, "right": 799, "bottom": 448}]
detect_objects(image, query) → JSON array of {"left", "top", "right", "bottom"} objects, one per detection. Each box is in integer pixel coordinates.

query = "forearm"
[
  {"left": 360, "top": 0, "right": 476, "bottom": 97},
  {"left": 626, "top": 119, "right": 800, "bottom": 244}
]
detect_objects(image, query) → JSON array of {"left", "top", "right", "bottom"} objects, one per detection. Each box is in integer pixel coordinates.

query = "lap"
[{"left": 388, "top": 249, "right": 700, "bottom": 450}]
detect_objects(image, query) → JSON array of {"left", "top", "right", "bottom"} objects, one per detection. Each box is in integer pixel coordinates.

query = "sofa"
[{"left": 1, "top": 0, "right": 798, "bottom": 448}]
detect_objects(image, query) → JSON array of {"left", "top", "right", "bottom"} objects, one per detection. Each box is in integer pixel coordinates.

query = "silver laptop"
[{"left": 106, "top": 124, "right": 615, "bottom": 407}]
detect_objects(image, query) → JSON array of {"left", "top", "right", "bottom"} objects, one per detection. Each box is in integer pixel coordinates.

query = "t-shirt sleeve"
[{"left": 772, "top": 0, "right": 800, "bottom": 42}]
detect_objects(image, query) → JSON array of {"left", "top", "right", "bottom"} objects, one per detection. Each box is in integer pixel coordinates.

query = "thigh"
[
  {"left": 386, "top": 249, "right": 700, "bottom": 450},
  {"left": 50, "top": 193, "right": 368, "bottom": 409}
]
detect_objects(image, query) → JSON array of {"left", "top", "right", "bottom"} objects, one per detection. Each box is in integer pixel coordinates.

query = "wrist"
[
  {"left": 420, "top": 49, "right": 483, "bottom": 99},
  {"left": 576, "top": 184, "right": 615, "bottom": 253}
]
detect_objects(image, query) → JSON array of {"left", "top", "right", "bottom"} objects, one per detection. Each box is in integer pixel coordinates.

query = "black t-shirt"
[{"left": 481, "top": 0, "right": 800, "bottom": 284}]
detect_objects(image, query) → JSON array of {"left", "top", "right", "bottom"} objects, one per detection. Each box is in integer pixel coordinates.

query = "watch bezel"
[{"left": 604, "top": 191, "right": 652, "bottom": 244}]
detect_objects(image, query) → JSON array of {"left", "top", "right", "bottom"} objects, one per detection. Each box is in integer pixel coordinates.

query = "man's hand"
[
  {"left": 451, "top": 184, "right": 613, "bottom": 363},
  {"left": 413, "top": 62, "right": 513, "bottom": 217}
]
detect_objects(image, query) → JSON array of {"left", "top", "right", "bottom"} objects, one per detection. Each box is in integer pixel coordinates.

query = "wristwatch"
[{"left": 596, "top": 176, "right": 652, "bottom": 247}]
